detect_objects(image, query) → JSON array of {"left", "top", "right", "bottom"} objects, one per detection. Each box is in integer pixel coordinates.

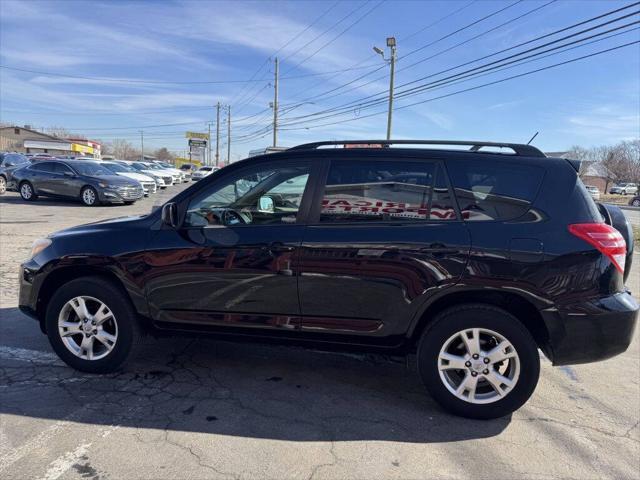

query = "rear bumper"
[{"left": 541, "top": 292, "right": 638, "bottom": 365}]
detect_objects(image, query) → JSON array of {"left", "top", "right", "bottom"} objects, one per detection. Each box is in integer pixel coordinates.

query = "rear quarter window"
[{"left": 448, "top": 160, "right": 545, "bottom": 221}]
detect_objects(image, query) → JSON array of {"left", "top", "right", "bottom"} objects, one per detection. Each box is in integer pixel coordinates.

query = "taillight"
[{"left": 568, "top": 223, "right": 626, "bottom": 274}]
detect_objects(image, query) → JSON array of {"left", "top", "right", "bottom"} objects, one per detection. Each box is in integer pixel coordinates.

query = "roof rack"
[{"left": 288, "top": 140, "right": 546, "bottom": 158}]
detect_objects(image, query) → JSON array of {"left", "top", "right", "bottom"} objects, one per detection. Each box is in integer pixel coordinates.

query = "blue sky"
[{"left": 0, "top": 0, "right": 638, "bottom": 159}]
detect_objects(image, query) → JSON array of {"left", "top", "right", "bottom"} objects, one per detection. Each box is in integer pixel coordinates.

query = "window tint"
[
  {"left": 4, "top": 154, "right": 29, "bottom": 165},
  {"left": 30, "top": 162, "right": 56, "bottom": 173},
  {"left": 320, "top": 160, "right": 439, "bottom": 223},
  {"left": 52, "top": 163, "right": 73, "bottom": 174},
  {"left": 448, "top": 160, "right": 544, "bottom": 221},
  {"left": 185, "top": 162, "right": 311, "bottom": 227}
]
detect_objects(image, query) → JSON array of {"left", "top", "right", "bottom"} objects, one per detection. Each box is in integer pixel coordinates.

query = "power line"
[
  {"left": 278, "top": 40, "right": 639, "bottom": 132},
  {"left": 278, "top": 8, "right": 640, "bottom": 125},
  {"left": 283, "top": 0, "right": 386, "bottom": 74},
  {"left": 281, "top": 0, "right": 535, "bottom": 108}
]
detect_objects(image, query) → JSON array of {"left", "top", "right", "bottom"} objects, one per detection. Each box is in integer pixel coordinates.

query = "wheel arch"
[
  {"left": 409, "top": 289, "right": 551, "bottom": 356},
  {"left": 36, "top": 265, "right": 150, "bottom": 333}
]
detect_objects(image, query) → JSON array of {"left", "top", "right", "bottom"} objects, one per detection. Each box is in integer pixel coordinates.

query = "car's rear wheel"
[
  {"left": 417, "top": 304, "right": 540, "bottom": 419},
  {"left": 19, "top": 181, "right": 37, "bottom": 201},
  {"left": 632, "top": 199, "right": 640, "bottom": 207},
  {"left": 81, "top": 186, "right": 99, "bottom": 206},
  {"left": 45, "top": 277, "right": 142, "bottom": 373},
  {"left": 0, "top": 176, "right": 6, "bottom": 195}
]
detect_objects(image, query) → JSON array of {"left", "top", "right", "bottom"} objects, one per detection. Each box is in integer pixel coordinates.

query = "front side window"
[
  {"left": 320, "top": 160, "right": 441, "bottom": 223},
  {"left": 185, "top": 162, "right": 311, "bottom": 227},
  {"left": 448, "top": 160, "right": 544, "bottom": 221}
]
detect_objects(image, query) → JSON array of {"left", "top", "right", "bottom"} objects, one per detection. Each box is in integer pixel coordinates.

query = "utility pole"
[
  {"left": 272, "top": 57, "right": 279, "bottom": 148},
  {"left": 373, "top": 37, "right": 397, "bottom": 140},
  {"left": 140, "top": 130, "right": 144, "bottom": 161},
  {"left": 226, "top": 105, "right": 231, "bottom": 165},
  {"left": 215, "top": 102, "right": 220, "bottom": 167},
  {"left": 207, "top": 122, "right": 212, "bottom": 166}
]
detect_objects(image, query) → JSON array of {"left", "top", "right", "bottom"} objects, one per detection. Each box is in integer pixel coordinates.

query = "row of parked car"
[
  {"left": 583, "top": 184, "right": 640, "bottom": 206},
  {"left": 0, "top": 152, "right": 220, "bottom": 206}
]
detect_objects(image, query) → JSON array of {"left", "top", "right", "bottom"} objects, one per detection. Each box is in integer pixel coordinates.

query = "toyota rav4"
[{"left": 18, "top": 140, "right": 638, "bottom": 419}]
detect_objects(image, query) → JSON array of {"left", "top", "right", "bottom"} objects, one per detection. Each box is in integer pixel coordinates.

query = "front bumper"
[
  {"left": 18, "top": 260, "right": 42, "bottom": 322},
  {"left": 541, "top": 291, "right": 638, "bottom": 365},
  {"left": 99, "top": 185, "right": 144, "bottom": 203}
]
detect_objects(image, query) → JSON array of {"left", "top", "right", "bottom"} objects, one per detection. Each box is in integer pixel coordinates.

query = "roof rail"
[{"left": 288, "top": 140, "right": 546, "bottom": 158}]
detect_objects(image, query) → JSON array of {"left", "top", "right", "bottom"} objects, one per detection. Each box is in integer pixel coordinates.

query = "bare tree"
[
  {"left": 106, "top": 139, "right": 140, "bottom": 160},
  {"left": 154, "top": 147, "right": 174, "bottom": 162}
]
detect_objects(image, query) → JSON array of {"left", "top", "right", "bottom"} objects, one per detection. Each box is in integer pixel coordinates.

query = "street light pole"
[
  {"left": 374, "top": 37, "right": 397, "bottom": 140},
  {"left": 207, "top": 122, "right": 211, "bottom": 166},
  {"left": 227, "top": 105, "right": 231, "bottom": 165},
  {"left": 386, "top": 37, "right": 396, "bottom": 141},
  {"left": 140, "top": 130, "right": 144, "bottom": 161},
  {"left": 215, "top": 102, "right": 220, "bottom": 167},
  {"left": 272, "top": 57, "right": 279, "bottom": 148}
]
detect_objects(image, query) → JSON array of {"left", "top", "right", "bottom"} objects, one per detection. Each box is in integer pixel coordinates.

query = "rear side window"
[
  {"left": 320, "top": 160, "right": 451, "bottom": 223},
  {"left": 30, "top": 162, "right": 57, "bottom": 173},
  {"left": 448, "top": 160, "right": 544, "bottom": 221}
]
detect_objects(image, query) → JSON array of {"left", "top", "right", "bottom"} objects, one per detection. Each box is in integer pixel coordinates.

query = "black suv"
[{"left": 18, "top": 140, "right": 638, "bottom": 419}]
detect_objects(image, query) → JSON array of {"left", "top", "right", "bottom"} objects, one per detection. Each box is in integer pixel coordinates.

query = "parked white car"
[
  {"left": 585, "top": 185, "right": 600, "bottom": 201},
  {"left": 154, "top": 161, "right": 189, "bottom": 182},
  {"left": 609, "top": 183, "right": 638, "bottom": 195},
  {"left": 101, "top": 161, "right": 158, "bottom": 195},
  {"left": 145, "top": 162, "right": 183, "bottom": 184},
  {"left": 192, "top": 166, "right": 219, "bottom": 181},
  {"left": 119, "top": 161, "right": 172, "bottom": 188}
]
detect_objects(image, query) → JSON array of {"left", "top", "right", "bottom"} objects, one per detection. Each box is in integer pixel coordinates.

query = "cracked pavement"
[{"left": 1, "top": 186, "right": 639, "bottom": 480}]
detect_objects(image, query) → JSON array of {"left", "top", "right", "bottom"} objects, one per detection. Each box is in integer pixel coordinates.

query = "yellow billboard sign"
[
  {"left": 71, "top": 143, "right": 94, "bottom": 154},
  {"left": 185, "top": 132, "right": 209, "bottom": 140}
]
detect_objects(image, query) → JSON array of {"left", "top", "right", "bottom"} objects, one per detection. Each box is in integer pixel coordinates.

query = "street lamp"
[{"left": 373, "top": 37, "right": 397, "bottom": 140}]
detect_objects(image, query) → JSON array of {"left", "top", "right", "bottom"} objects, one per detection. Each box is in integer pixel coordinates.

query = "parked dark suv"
[
  {"left": 18, "top": 140, "right": 638, "bottom": 419},
  {"left": 12, "top": 159, "right": 144, "bottom": 206}
]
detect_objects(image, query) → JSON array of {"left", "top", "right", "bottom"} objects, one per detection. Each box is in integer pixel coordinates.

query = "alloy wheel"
[
  {"left": 20, "top": 183, "right": 32, "bottom": 199},
  {"left": 82, "top": 188, "right": 96, "bottom": 205},
  {"left": 633, "top": 199, "right": 640, "bottom": 207},
  {"left": 0, "top": 177, "right": 6, "bottom": 194},
  {"left": 438, "top": 327, "right": 520, "bottom": 404},
  {"left": 58, "top": 296, "right": 118, "bottom": 360}
]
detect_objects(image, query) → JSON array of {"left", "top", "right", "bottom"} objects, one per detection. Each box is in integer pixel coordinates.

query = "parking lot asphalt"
[{"left": 0, "top": 185, "right": 638, "bottom": 480}]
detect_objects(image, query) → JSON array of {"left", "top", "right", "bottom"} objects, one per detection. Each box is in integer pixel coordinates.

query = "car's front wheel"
[
  {"left": 417, "top": 304, "right": 540, "bottom": 419},
  {"left": 45, "top": 277, "right": 142, "bottom": 373},
  {"left": 632, "top": 198, "right": 640, "bottom": 207},
  {"left": 0, "top": 176, "right": 6, "bottom": 195},
  {"left": 81, "top": 186, "right": 99, "bottom": 206}
]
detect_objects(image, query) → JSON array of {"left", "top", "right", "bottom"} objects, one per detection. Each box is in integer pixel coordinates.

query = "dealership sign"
[{"left": 321, "top": 195, "right": 455, "bottom": 219}]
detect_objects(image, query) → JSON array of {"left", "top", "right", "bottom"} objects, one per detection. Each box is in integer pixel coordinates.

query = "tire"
[
  {"left": 19, "top": 181, "right": 37, "bottom": 201},
  {"left": 81, "top": 186, "right": 99, "bottom": 206},
  {"left": 417, "top": 304, "right": 540, "bottom": 419},
  {"left": 45, "top": 276, "right": 142, "bottom": 373},
  {"left": 632, "top": 199, "right": 640, "bottom": 207},
  {"left": 0, "top": 176, "right": 6, "bottom": 195}
]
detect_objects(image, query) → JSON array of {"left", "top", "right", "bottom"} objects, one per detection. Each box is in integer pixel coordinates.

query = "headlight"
[{"left": 30, "top": 238, "right": 52, "bottom": 258}]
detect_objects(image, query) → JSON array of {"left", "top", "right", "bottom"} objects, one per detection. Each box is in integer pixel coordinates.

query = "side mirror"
[
  {"left": 161, "top": 202, "right": 178, "bottom": 228},
  {"left": 258, "top": 196, "right": 274, "bottom": 213}
]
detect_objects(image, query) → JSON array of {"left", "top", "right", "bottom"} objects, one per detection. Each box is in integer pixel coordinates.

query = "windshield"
[
  {"left": 103, "top": 163, "right": 131, "bottom": 173},
  {"left": 73, "top": 162, "right": 113, "bottom": 176}
]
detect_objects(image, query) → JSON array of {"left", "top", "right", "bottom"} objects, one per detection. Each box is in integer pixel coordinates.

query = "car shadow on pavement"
[
  {"left": 0, "top": 307, "right": 510, "bottom": 443},
  {"left": 0, "top": 193, "right": 142, "bottom": 208}
]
